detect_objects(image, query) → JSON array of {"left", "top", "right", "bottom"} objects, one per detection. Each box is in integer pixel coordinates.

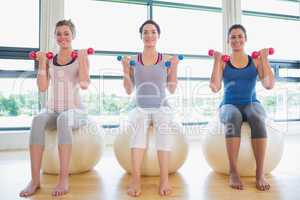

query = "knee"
[
  {"left": 248, "top": 119, "right": 267, "bottom": 139},
  {"left": 247, "top": 113, "right": 266, "bottom": 124},
  {"left": 128, "top": 112, "right": 149, "bottom": 130},
  {"left": 220, "top": 106, "right": 243, "bottom": 138},
  {"left": 57, "top": 112, "right": 71, "bottom": 128},
  {"left": 32, "top": 113, "right": 49, "bottom": 126},
  {"left": 221, "top": 109, "right": 242, "bottom": 124}
]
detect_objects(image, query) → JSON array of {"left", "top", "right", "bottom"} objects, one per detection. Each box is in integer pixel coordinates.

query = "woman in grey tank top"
[
  {"left": 121, "top": 20, "right": 181, "bottom": 197},
  {"left": 20, "top": 20, "right": 90, "bottom": 197}
]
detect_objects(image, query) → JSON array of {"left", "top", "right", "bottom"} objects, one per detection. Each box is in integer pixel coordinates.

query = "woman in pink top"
[{"left": 20, "top": 19, "right": 90, "bottom": 197}]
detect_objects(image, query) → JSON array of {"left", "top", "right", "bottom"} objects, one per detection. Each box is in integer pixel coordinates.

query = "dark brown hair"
[
  {"left": 139, "top": 20, "right": 161, "bottom": 36},
  {"left": 228, "top": 24, "right": 247, "bottom": 40}
]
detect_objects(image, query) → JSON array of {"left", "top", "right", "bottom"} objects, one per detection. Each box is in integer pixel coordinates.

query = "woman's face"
[
  {"left": 55, "top": 25, "right": 73, "bottom": 49},
  {"left": 141, "top": 23, "right": 159, "bottom": 48},
  {"left": 228, "top": 28, "right": 247, "bottom": 52}
]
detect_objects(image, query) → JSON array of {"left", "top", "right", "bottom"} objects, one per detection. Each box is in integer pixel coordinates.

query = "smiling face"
[
  {"left": 141, "top": 23, "right": 160, "bottom": 48},
  {"left": 228, "top": 28, "right": 247, "bottom": 52},
  {"left": 55, "top": 25, "right": 74, "bottom": 49}
]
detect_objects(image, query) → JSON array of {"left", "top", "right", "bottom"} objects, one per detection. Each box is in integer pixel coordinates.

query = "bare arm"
[
  {"left": 122, "top": 56, "right": 134, "bottom": 95},
  {"left": 36, "top": 52, "right": 49, "bottom": 92},
  {"left": 209, "top": 51, "right": 224, "bottom": 93},
  {"left": 255, "top": 48, "right": 275, "bottom": 90},
  {"left": 78, "top": 49, "right": 90, "bottom": 90},
  {"left": 166, "top": 55, "right": 179, "bottom": 94}
]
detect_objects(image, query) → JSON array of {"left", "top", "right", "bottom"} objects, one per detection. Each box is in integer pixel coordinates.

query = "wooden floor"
[{"left": 1, "top": 136, "right": 300, "bottom": 200}]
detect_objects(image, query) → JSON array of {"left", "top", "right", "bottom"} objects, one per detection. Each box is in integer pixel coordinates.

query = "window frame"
[{"left": 0, "top": 0, "right": 299, "bottom": 131}]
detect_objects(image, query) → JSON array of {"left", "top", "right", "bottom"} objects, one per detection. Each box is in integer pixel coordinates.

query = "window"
[
  {"left": 243, "top": 16, "right": 300, "bottom": 60},
  {"left": 65, "top": 0, "right": 147, "bottom": 52},
  {"left": 0, "top": 78, "right": 39, "bottom": 129},
  {"left": 0, "top": 0, "right": 39, "bottom": 48},
  {"left": 242, "top": 0, "right": 300, "bottom": 122},
  {"left": 242, "top": 0, "right": 299, "bottom": 16},
  {"left": 153, "top": 6, "right": 222, "bottom": 55},
  {"left": 0, "top": 1, "right": 39, "bottom": 130}
]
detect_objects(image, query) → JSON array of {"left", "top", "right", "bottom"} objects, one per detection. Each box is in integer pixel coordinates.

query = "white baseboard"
[{"left": 0, "top": 131, "right": 29, "bottom": 150}]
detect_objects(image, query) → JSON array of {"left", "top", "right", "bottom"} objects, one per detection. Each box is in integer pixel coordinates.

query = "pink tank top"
[{"left": 46, "top": 57, "right": 84, "bottom": 112}]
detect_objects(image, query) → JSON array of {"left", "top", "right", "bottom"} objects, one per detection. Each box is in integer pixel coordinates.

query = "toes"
[
  {"left": 160, "top": 188, "right": 171, "bottom": 196},
  {"left": 128, "top": 188, "right": 140, "bottom": 197},
  {"left": 239, "top": 185, "right": 244, "bottom": 190},
  {"left": 160, "top": 190, "right": 164, "bottom": 196},
  {"left": 256, "top": 183, "right": 264, "bottom": 191},
  {"left": 52, "top": 190, "right": 60, "bottom": 196},
  {"left": 231, "top": 184, "right": 243, "bottom": 190},
  {"left": 19, "top": 191, "right": 27, "bottom": 197},
  {"left": 166, "top": 189, "right": 172, "bottom": 195}
]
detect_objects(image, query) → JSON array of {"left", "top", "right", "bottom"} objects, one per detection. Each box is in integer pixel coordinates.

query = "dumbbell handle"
[
  {"left": 117, "top": 56, "right": 136, "bottom": 66},
  {"left": 165, "top": 55, "right": 184, "bottom": 68},
  {"left": 29, "top": 51, "right": 53, "bottom": 60}
]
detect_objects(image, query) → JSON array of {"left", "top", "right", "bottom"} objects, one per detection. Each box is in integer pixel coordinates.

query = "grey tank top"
[{"left": 133, "top": 53, "right": 169, "bottom": 108}]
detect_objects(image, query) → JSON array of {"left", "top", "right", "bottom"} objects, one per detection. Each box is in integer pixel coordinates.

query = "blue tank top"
[
  {"left": 133, "top": 53, "right": 169, "bottom": 108},
  {"left": 221, "top": 55, "right": 259, "bottom": 106}
]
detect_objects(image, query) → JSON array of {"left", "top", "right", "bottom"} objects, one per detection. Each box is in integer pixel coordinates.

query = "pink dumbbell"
[
  {"left": 208, "top": 49, "right": 230, "bottom": 62},
  {"left": 251, "top": 48, "right": 274, "bottom": 59},
  {"left": 29, "top": 51, "right": 54, "bottom": 60},
  {"left": 70, "top": 48, "right": 95, "bottom": 59}
]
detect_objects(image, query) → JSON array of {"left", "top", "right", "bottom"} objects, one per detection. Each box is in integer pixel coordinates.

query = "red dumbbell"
[
  {"left": 208, "top": 49, "right": 230, "bottom": 62},
  {"left": 251, "top": 48, "right": 274, "bottom": 59},
  {"left": 29, "top": 51, "right": 54, "bottom": 60},
  {"left": 70, "top": 48, "right": 95, "bottom": 59}
]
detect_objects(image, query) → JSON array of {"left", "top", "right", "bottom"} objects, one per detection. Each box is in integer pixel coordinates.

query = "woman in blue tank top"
[
  {"left": 121, "top": 20, "right": 180, "bottom": 197},
  {"left": 209, "top": 24, "right": 275, "bottom": 191}
]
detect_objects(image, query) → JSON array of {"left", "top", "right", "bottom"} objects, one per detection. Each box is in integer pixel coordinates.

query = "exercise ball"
[
  {"left": 202, "top": 119, "right": 284, "bottom": 176},
  {"left": 42, "top": 120, "right": 104, "bottom": 174},
  {"left": 114, "top": 124, "right": 188, "bottom": 176}
]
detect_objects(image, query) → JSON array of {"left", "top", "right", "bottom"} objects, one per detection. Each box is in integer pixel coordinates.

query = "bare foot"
[
  {"left": 127, "top": 178, "right": 141, "bottom": 197},
  {"left": 19, "top": 181, "right": 40, "bottom": 197},
  {"left": 256, "top": 176, "right": 270, "bottom": 191},
  {"left": 159, "top": 180, "right": 172, "bottom": 196},
  {"left": 229, "top": 172, "right": 244, "bottom": 190},
  {"left": 52, "top": 178, "right": 69, "bottom": 197}
]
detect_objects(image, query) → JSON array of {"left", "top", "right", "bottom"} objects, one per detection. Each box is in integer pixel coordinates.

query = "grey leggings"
[
  {"left": 29, "top": 109, "right": 88, "bottom": 145},
  {"left": 219, "top": 102, "right": 267, "bottom": 139}
]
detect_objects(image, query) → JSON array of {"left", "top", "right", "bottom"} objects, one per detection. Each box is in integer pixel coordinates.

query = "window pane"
[
  {"left": 279, "top": 68, "right": 300, "bottom": 78},
  {"left": 0, "top": 78, "right": 39, "bottom": 129},
  {"left": 242, "top": 0, "right": 300, "bottom": 16},
  {"left": 0, "top": 59, "right": 34, "bottom": 71},
  {"left": 156, "top": 0, "right": 221, "bottom": 7},
  {"left": 82, "top": 79, "right": 131, "bottom": 125},
  {"left": 153, "top": 7, "right": 223, "bottom": 55},
  {"left": 0, "top": 0, "right": 39, "bottom": 48},
  {"left": 89, "top": 55, "right": 123, "bottom": 76},
  {"left": 171, "top": 80, "right": 220, "bottom": 123},
  {"left": 65, "top": 0, "right": 147, "bottom": 52},
  {"left": 177, "top": 58, "right": 213, "bottom": 78},
  {"left": 256, "top": 82, "right": 300, "bottom": 121},
  {"left": 242, "top": 16, "right": 300, "bottom": 60}
]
